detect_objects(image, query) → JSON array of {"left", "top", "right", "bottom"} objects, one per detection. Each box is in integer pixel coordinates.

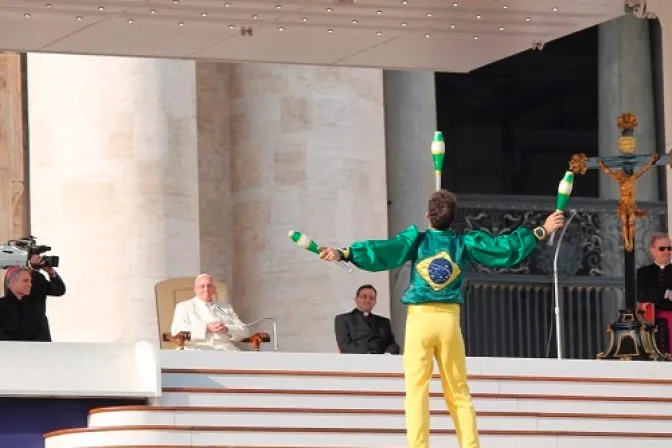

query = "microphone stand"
[{"left": 551, "top": 209, "right": 578, "bottom": 360}]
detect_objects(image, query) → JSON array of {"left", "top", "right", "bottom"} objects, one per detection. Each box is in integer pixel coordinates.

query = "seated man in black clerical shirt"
[{"left": 335, "top": 284, "right": 400, "bottom": 354}]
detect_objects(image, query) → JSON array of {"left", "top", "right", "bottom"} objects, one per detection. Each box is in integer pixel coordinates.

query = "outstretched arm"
[
  {"left": 633, "top": 153, "right": 660, "bottom": 179},
  {"left": 597, "top": 159, "right": 617, "bottom": 179},
  {"left": 319, "top": 226, "right": 420, "bottom": 272},
  {"left": 465, "top": 212, "right": 564, "bottom": 267}
]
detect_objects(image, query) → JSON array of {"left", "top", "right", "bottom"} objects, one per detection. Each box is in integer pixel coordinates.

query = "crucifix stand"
[{"left": 569, "top": 112, "right": 671, "bottom": 361}]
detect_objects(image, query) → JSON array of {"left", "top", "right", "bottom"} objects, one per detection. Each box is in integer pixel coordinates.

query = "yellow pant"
[{"left": 403, "top": 303, "right": 479, "bottom": 448}]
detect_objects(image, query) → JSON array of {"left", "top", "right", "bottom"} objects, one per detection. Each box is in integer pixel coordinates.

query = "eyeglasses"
[{"left": 657, "top": 246, "right": 672, "bottom": 252}]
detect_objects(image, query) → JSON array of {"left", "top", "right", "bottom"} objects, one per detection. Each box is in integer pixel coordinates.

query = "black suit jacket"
[
  {"left": 335, "top": 309, "right": 400, "bottom": 354},
  {"left": 637, "top": 264, "right": 672, "bottom": 310},
  {"left": 1, "top": 270, "right": 66, "bottom": 342}
]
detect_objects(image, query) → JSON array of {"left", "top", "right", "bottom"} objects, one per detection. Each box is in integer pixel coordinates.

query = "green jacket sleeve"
[
  {"left": 463, "top": 227, "right": 540, "bottom": 268},
  {"left": 345, "top": 226, "right": 420, "bottom": 272}
]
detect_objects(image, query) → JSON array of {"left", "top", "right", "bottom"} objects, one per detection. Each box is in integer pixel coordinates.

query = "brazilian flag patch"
[{"left": 415, "top": 251, "right": 461, "bottom": 292}]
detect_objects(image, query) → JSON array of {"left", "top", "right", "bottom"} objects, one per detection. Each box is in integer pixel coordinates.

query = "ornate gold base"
[{"left": 597, "top": 310, "right": 671, "bottom": 361}]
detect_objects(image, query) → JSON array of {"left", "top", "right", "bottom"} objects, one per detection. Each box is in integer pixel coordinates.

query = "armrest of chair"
[
  {"left": 242, "top": 332, "right": 271, "bottom": 351},
  {"left": 162, "top": 331, "right": 191, "bottom": 350},
  {"left": 637, "top": 302, "right": 656, "bottom": 324},
  {"left": 241, "top": 317, "right": 277, "bottom": 351}
]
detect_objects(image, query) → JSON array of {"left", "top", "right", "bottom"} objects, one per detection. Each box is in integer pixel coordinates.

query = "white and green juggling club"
[
  {"left": 431, "top": 131, "right": 445, "bottom": 191},
  {"left": 288, "top": 230, "right": 352, "bottom": 273},
  {"left": 548, "top": 171, "right": 574, "bottom": 245}
]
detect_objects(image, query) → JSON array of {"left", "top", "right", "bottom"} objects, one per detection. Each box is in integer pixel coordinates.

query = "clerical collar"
[{"left": 658, "top": 264, "right": 669, "bottom": 269}]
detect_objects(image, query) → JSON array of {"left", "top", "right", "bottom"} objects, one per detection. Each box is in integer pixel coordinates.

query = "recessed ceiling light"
[
  {"left": 178, "top": 21, "right": 184, "bottom": 26},
  {"left": 76, "top": 15, "right": 82, "bottom": 20},
  {"left": 426, "top": 12, "right": 432, "bottom": 17},
  {"left": 45, "top": 3, "right": 51, "bottom": 7},
  {"left": 552, "top": 7, "right": 558, "bottom": 12},
  {"left": 401, "top": 22, "right": 407, "bottom": 26},
  {"left": 276, "top": 5, "right": 282, "bottom": 9},
  {"left": 473, "top": 36, "right": 478, "bottom": 40},
  {"left": 376, "top": 10, "right": 382, "bottom": 14},
  {"left": 476, "top": 14, "right": 481, "bottom": 19},
  {"left": 229, "top": 24, "right": 235, "bottom": 29},
  {"left": 150, "top": 9, "right": 156, "bottom": 13},
  {"left": 502, "top": 5, "right": 508, "bottom": 9},
  {"left": 24, "top": 13, "right": 30, "bottom": 18},
  {"left": 201, "top": 11, "right": 207, "bottom": 16},
  {"left": 278, "top": 26, "right": 284, "bottom": 31},
  {"left": 252, "top": 14, "right": 258, "bottom": 19},
  {"left": 98, "top": 6, "right": 105, "bottom": 11},
  {"left": 525, "top": 17, "right": 531, "bottom": 21},
  {"left": 499, "top": 26, "right": 504, "bottom": 31},
  {"left": 225, "top": 2, "right": 230, "bottom": 7},
  {"left": 450, "top": 24, "right": 455, "bottom": 29},
  {"left": 128, "top": 18, "right": 133, "bottom": 23},
  {"left": 402, "top": 0, "right": 407, "bottom": 4},
  {"left": 173, "top": 0, "right": 179, "bottom": 3},
  {"left": 376, "top": 31, "right": 382, "bottom": 35},
  {"left": 452, "top": 2, "right": 458, "bottom": 6},
  {"left": 326, "top": 7, "right": 332, "bottom": 12},
  {"left": 327, "top": 28, "right": 333, "bottom": 33},
  {"left": 352, "top": 19, "right": 358, "bottom": 24},
  {"left": 425, "top": 33, "right": 430, "bottom": 38},
  {"left": 301, "top": 17, "right": 307, "bottom": 21}
]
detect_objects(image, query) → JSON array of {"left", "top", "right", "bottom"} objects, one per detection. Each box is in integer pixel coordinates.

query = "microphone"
[{"left": 548, "top": 171, "right": 574, "bottom": 246}]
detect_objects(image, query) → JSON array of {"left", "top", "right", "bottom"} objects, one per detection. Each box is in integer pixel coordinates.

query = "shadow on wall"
[{"left": 0, "top": 397, "right": 145, "bottom": 448}]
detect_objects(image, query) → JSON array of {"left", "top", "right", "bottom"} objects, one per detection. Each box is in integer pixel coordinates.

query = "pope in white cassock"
[{"left": 171, "top": 274, "right": 250, "bottom": 351}]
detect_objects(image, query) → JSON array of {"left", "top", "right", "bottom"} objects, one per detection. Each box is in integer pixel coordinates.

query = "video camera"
[{"left": 0, "top": 236, "right": 60, "bottom": 269}]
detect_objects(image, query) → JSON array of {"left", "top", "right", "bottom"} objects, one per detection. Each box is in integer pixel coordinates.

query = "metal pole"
[{"left": 551, "top": 209, "right": 578, "bottom": 359}]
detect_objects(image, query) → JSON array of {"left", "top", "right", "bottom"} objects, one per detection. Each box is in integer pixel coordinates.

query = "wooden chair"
[{"left": 154, "top": 277, "right": 276, "bottom": 351}]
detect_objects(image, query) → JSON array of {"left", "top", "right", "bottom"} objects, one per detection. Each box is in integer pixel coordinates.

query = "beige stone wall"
[
  {"left": 216, "top": 63, "right": 390, "bottom": 352},
  {"left": 27, "top": 54, "right": 201, "bottom": 343},
  {"left": 0, "top": 53, "right": 28, "bottom": 287}
]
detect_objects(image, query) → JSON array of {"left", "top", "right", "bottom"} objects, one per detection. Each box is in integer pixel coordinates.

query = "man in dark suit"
[
  {"left": 637, "top": 232, "right": 672, "bottom": 352},
  {"left": 335, "top": 284, "right": 400, "bottom": 354},
  {"left": 2, "top": 255, "right": 66, "bottom": 342}
]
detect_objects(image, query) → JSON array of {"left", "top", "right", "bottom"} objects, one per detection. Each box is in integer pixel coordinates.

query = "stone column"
[
  {"left": 649, "top": 1, "right": 672, "bottom": 234},
  {"left": 227, "top": 64, "right": 389, "bottom": 353},
  {"left": 598, "top": 15, "right": 659, "bottom": 285},
  {"left": 383, "top": 70, "right": 437, "bottom": 349},
  {"left": 196, "top": 62, "right": 234, "bottom": 292},
  {"left": 27, "top": 54, "right": 200, "bottom": 343},
  {"left": 0, "top": 53, "right": 29, "bottom": 288}
]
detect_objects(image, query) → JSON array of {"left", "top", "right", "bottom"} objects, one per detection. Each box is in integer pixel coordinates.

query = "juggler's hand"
[
  {"left": 544, "top": 211, "right": 565, "bottom": 234},
  {"left": 319, "top": 247, "right": 342, "bottom": 262}
]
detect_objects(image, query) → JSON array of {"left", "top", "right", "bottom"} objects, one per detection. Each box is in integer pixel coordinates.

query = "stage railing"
[{"left": 462, "top": 274, "right": 623, "bottom": 359}]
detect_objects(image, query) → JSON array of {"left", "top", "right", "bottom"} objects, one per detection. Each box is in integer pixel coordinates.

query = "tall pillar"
[
  {"left": 649, "top": 1, "right": 672, "bottom": 234},
  {"left": 383, "top": 70, "right": 436, "bottom": 349},
  {"left": 227, "top": 64, "right": 389, "bottom": 353},
  {"left": 0, "top": 53, "right": 28, "bottom": 239},
  {"left": 196, "top": 62, "right": 234, "bottom": 292},
  {"left": 598, "top": 15, "right": 659, "bottom": 280},
  {"left": 27, "top": 54, "right": 200, "bottom": 343}
]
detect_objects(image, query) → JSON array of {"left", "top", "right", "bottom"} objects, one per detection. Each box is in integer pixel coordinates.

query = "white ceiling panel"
[{"left": 0, "top": 0, "right": 631, "bottom": 72}]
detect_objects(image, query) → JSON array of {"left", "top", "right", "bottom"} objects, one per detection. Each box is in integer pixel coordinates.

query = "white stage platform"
[{"left": 3, "top": 343, "right": 672, "bottom": 447}]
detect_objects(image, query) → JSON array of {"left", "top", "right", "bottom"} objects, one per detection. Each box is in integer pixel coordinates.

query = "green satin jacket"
[{"left": 342, "top": 226, "right": 543, "bottom": 306}]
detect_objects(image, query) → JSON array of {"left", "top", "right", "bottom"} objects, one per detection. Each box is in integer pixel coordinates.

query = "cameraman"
[{"left": 8, "top": 255, "right": 66, "bottom": 342}]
